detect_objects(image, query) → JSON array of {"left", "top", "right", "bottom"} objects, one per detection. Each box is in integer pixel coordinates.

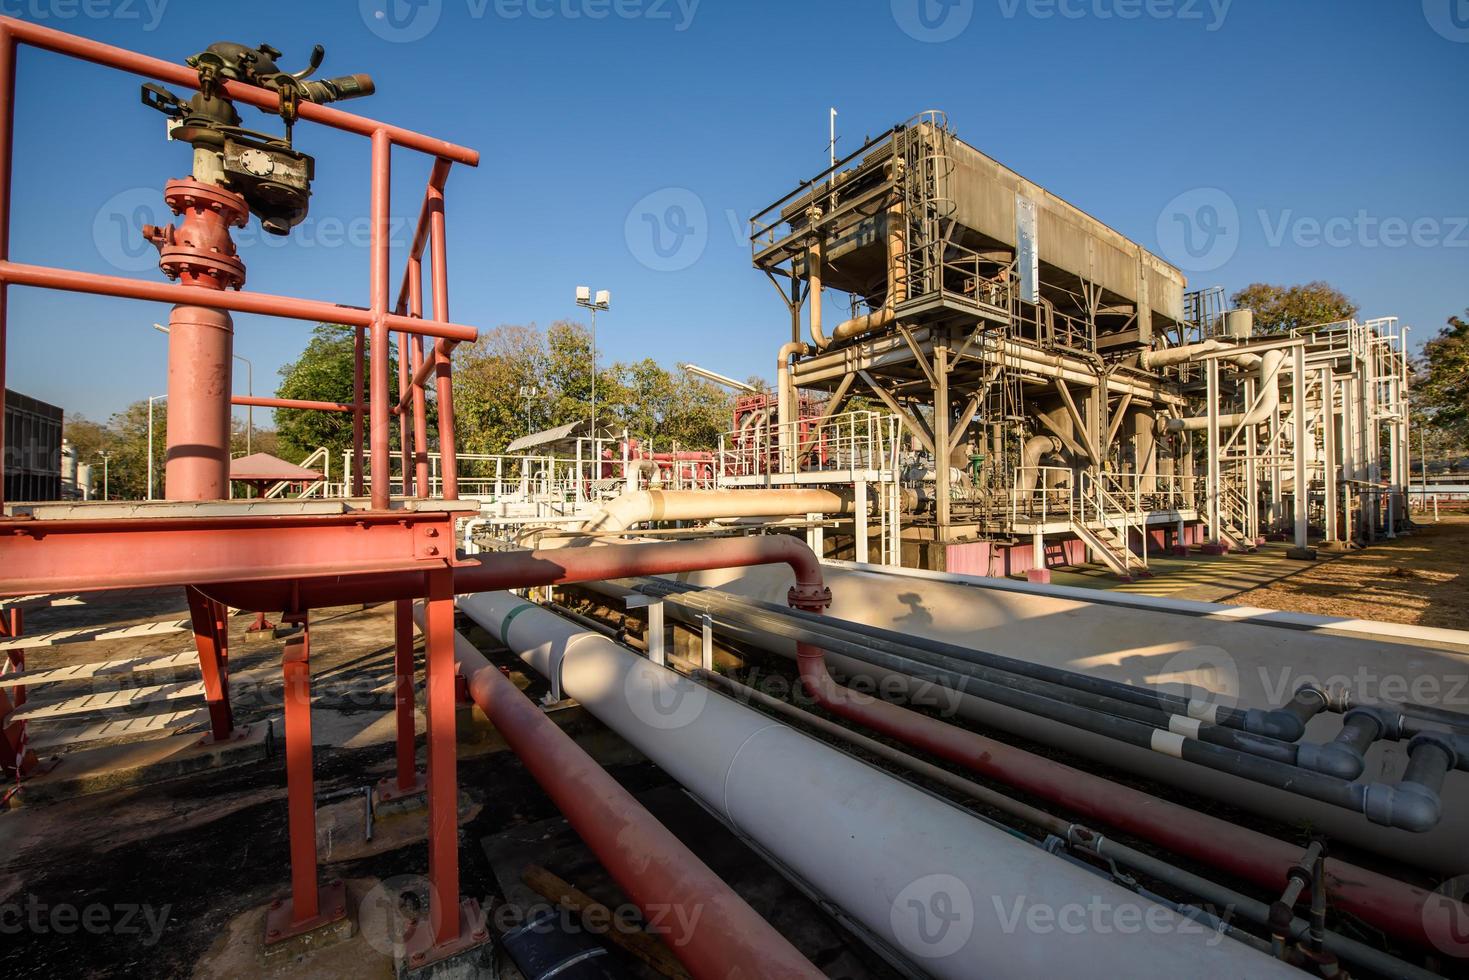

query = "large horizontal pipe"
[
  {"left": 601, "top": 568, "right": 1463, "bottom": 950},
  {"left": 579, "top": 488, "right": 863, "bottom": 534},
  {"left": 416, "top": 606, "right": 820, "bottom": 980},
  {"left": 694, "top": 669, "right": 1442, "bottom": 980},
  {"left": 1168, "top": 348, "right": 1286, "bottom": 432},
  {"left": 458, "top": 592, "right": 1292, "bottom": 979}
]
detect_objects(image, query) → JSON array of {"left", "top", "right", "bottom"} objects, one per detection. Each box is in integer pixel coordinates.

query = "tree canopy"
[
  {"left": 1413, "top": 309, "right": 1469, "bottom": 457},
  {"left": 1229, "top": 282, "right": 1359, "bottom": 334},
  {"left": 274, "top": 323, "right": 400, "bottom": 461}
]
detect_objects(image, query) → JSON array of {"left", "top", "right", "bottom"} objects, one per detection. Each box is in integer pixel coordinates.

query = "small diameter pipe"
[
  {"left": 412, "top": 605, "right": 820, "bottom": 980},
  {"left": 612, "top": 583, "right": 1453, "bottom": 951},
  {"left": 666, "top": 588, "right": 1446, "bottom": 828},
  {"left": 689, "top": 671, "right": 1440, "bottom": 980}
]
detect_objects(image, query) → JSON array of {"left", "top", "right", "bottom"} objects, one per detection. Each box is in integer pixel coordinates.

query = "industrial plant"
[{"left": 0, "top": 14, "right": 1464, "bottom": 980}]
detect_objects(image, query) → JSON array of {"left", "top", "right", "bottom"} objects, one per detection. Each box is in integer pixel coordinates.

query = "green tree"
[
  {"left": 275, "top": 323, "right": 398, "bottom": 460},
  {"left": 1413, "top": 310, "right": 1469, "bottom": 455},
  {"left": 455, "top": 324, "right": 549, "bottom": 454},
  {"left": 1230, "top": 282, "right": 1358, "bottom": 334}
]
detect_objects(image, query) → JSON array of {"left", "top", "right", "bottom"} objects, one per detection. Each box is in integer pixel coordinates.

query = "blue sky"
[{"left": 5, "top": 0, "right": 1467, "bottom": 424}]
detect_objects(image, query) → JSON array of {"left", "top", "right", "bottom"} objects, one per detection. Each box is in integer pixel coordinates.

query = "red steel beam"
[
  {"left": 352, "top": 326, "right": 366, "bottom": 496},
  {"left": 0, "top": 261, "right": 476, "bottom": 343},
  {"left": 281, "top": 614, "right": 320, "bottom": 922},
  {"left": 0, "top": 30, "right": 12, "bottom": 509},
  {"left": 0, "top": 510, "right": 457, "bottom": 597},
  {"left": 423, "top": 568, "right": 459, "bottom": 944},
  {"left": 0, "top": 17, "right": 478, "bottom": 165},
  {"left": 391, "top": 600, "right": 420, "bottom": 794}
]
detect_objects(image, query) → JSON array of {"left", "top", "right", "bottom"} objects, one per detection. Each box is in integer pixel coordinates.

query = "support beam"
[
  {"left": 858, "top": 370, "right": 935, "bottom": 457},
  {"left": 934, "top": 344, "right": 952, "bottom": 532},
  {"left": 185, "top": 585, "right": 233, "bottom": 742},
  {"left": 1289, "top": 344, "right": 1313, "bottom": 558}
]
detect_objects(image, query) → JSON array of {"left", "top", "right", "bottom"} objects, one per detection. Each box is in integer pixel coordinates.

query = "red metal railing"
[{"left": 0, "top": 16, "right": 480, "bottom": 510}]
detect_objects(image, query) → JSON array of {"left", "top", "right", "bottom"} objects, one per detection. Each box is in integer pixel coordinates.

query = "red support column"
[
  {"left": 401, "top": 569, "right": 482, "bottom": 968},
  {"left": 352, "top": 325, "right": 365, "bottom": 497},
  {"left": 185, "top": 586, "right": 234, "bottom": 742},
  {"left": 397, "top": 330, "right": 412, "bottom": 497},
  {"left": 0, "top": 28, "right": 13, "bottom": 511},
  {"left": 409, "top": 260, "right": 431, "bottom": 496},
  {"left": 266, "top": 611, "right": 347, "bottom": 943},
  {"left": 424, "top": 569, "right": 458, "bottom": 943},
  {"left": 428, "top": 182, "right": 459, "bottom": 500},
  {"left": 369, "top": 129, "right": 392, "bottom": 511},
  {"left": 0, "top": 605, "right": 37, "bottom": 780},
  {"left": 379, "top": 599, "right": 425, "bottom": 802}
]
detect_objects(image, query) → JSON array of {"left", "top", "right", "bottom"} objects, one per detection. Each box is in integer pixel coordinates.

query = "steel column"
[
  {"left": 352, "top": 325, "right": 365, "bottom": 497},
  {"left": 1292, "top": 345, "right": 1308, "bottom": 549},
  {"left": 1205, "top": 359, "right": 1221, "bottom": 546},
  {"left": 398, "top": 330, "right": 412, "bottom": 496},
  {"left": 0, "top": 27, "right": 13, "bottom": 510},
  {"left": 428, "top": 181, "right": 458, "bottom": 500},
  {"left": 934, "top": 342, "right": 951, "bottom": 532},
  {"left": 424, "top": 567, "right": 460, "bottom": 943},
  {"left": 369, "top": 129, "right": 392, "bottom": 511},
  {"left": 390, "top": 599, "right": 422, "bottom": 795},
  {"left": 1322, "top": 370, "right": 1338, "bottom": 542},
  {"left": 282, "top": 613, "right": 319, "bottom": 923},
  {"left": 185, "top": 585, "right": 234, "bottom": 741}
]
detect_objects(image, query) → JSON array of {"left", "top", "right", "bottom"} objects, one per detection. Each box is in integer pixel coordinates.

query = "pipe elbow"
[
  {"left": 1362, "top": 781, "right": 1441, "bottom": 833},
  {"left": 1295, "top": 740, "right": 1366, "bottom": 781}
]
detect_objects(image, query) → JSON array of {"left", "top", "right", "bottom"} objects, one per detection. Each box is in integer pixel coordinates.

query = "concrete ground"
[{"left": 1048, "top": 541, "right": 1312, "bottom": 601}]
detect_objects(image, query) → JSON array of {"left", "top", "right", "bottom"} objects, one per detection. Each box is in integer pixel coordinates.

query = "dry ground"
[{"left": 1226, "top": 512, "right": 1469, "bottom": 628}]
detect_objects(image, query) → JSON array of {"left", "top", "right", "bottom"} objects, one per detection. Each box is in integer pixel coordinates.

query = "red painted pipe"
[
  {"left": 233, "top": 395, "right": 352, "bottom": 413},
  {"left": 201, "top": 536, "right": 825, "bottom": 613},
  {"left": 165, "top": 304, "right": 233, "bottom": 500},
  {"left": 420, "top": 606, "right": 821, "bottom": 980},
  {"left": 792, "top": 643, "right": 1456, "bottom": 953},
  {"left": 197, "top": 535, "right": 1453, "bottom": 951},
  {"left": 0, "top": 16, "right": 478, "bottom": 165},
  {"left": 0, "top": 260, "right": 477, "bottom": 342}
]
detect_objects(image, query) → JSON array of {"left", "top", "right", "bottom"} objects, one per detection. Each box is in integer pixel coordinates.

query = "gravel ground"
[{"left": 1226, "top": 512, "right": 1469, "bottom": 629}]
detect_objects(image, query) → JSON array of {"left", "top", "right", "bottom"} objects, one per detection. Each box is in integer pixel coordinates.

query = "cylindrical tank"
[
  {"left": 1224, "top": 308, "right": 1255, "bottom": 339},
  {"left": 76, "top": 461, "right": 93, "bottom": 500}
]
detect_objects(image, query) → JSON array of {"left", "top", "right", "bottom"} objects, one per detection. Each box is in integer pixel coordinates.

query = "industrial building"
[
  {"left": 2, "top": 388, "right": 61, "bottom": 502},
  {"left": 0, "top": 18, "right": 1462, "bottom": 980}
]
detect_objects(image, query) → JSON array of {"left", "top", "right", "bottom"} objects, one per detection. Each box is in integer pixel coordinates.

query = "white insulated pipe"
[
  {"left": 457, "top": 591, "right": 1293, "bottom": 980},
  {"left": 1015, "top": 435, "right": 1062, "bottom": 494},
  {"left": 776, "top": 340, "right": 807, "bottom": 472},
  {"left": 580, "top": 488, "right": 861, "bottom": 533},
  {"left": 1166, "top": 348, "right": 1286, "bottom": 433}
]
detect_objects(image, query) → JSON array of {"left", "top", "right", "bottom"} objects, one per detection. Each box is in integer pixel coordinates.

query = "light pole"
[
  {"left": 147, "top": 394, "right": 167, "bottom": 500},
  {"left": 574, "top": 286, "right": 610, "bottom": 443},
  {"left": 153, "top": 322, "right": 252, "bottom": 454},
  {"left": 518, "top": 384, "right": 540, "bottom": 435},
  {"left": 97, "top": 450, "right": 111, "bottom": 501}
]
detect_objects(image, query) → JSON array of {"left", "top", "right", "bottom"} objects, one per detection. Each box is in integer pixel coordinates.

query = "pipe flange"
[
  {"left": 162, "top": 177, "right": 250, "bottom": 227},
  {"left": 787, "top": 584, "right": 832, "bottom": 613}
]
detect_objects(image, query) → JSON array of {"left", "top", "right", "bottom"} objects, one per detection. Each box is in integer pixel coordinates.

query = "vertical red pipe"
[
  {"left": 281, "top": 615, "right": 320, "bottom": 923},
  {"left": 165, "top": 305, "right": 233, "bottom": 499},
  {"left": 424, "top": 567, "right": 460, "bottom": 944},
  {"left": 428, "top": 182, "right": 458, "bottom": 500},
  {"left": 392, "top": 598, "right": 418, "bottom": 791},
  {"left": 397, "top": 329, "right": 412, "bottom": 496},
  {"left": 409, "top": 262, "right": 431, "bottom": 495},
  {"left": 369, "top": 129, "right": 391, "bottom": 510},
  {"left": 351, "top": 326, "right": 365, "bottom": 497},
  {"left": 0, "top": 28, "right": 13, "bottom": 509}
]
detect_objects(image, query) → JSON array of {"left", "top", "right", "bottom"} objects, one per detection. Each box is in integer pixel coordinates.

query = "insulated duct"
[{"left": 579, "top": 488, "right": 862, "bottom": 534}]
